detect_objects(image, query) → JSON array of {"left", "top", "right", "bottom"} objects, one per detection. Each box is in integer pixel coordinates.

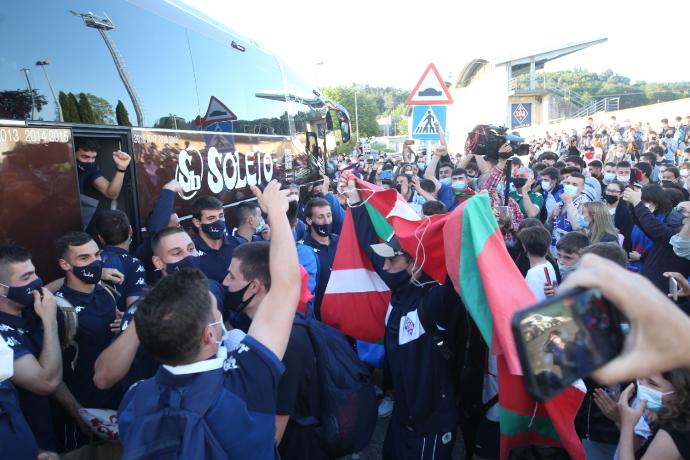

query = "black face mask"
[
  {"left": 72, "top": 260, "right": 103, "bottom": 285},
  {"left": 395, "top": 183, "right": 402, "bottom": 194},
  {"left": 311, "top": 192, "right": 324, "bottom": 199},
  {"left": 224, "top": 282, "right": 255, "bottom": 314},
  {"left": 201, "top": 220, "right": 226, "bottom": 240},
  {"left": 165, "top": 255, "right": 200, "bottom": 274},
  {"left": 498, "top": 151, "right": 512, "bottom": 160},
  {"left": 512, "top": 178, "right": 528, "bottom": 189},
  {"left": 603, "top": 194, "right": 619, "bottom": 205},
  {"left": 76, "top": 161, "right": 96, "bottom": 173},
  {"left": 311, "top": 222, "right": 332, "bottom": 237}
]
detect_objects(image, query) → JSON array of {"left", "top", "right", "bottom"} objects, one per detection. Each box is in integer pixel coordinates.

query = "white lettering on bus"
[{"left": 175, "top": 147, "right": 274, "bottom": 201}]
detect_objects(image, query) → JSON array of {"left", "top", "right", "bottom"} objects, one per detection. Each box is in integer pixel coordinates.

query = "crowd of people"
[{"left": 1, "top": 113, "right": 690, "bottom": 460}]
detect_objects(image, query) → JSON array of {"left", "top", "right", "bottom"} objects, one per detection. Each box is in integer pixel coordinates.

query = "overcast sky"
[{"left": 184, "top": 0, "right": 687, "bottom": 91}]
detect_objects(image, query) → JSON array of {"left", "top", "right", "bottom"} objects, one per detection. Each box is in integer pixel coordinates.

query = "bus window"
[
  {"left": 0, "top": 1, "right": 199, "bottom": 127},
  {"left": 185, "top": 33, "right": 289, "bottom": 137}
]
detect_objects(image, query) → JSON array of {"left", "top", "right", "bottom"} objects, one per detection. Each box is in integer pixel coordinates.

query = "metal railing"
[{"left": 508, "top": 75, "right": 621, "bottom": 121}]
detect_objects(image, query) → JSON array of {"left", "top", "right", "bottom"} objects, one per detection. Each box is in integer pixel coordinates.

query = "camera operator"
[{"left": 478, "top": 143, "right": 524, "bottom": 233}]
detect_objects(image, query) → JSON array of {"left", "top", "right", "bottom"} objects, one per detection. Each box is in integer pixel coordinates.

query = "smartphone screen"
[
  {"left": 670, "top": 277, "right": 679, "bottom": 302},
  {"left": 512, "top": 288, "right": 624, "bottom": 401}
]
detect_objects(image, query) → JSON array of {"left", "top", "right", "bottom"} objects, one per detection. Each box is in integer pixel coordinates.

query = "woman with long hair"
[
  {"left": 580, "top": 201, "right": 620, "bottom": 244},
  {"left": 617, "top": 368, "right": 690, "bottom": 459}
]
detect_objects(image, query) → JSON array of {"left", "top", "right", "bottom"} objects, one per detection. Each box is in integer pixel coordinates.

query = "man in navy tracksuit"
[
  {"left": 301, "top": 197, "right": 339, "bottom": 320},
  {"left": 343, "top": 174, "right": 465, "bottom": 460},
  {"left": 191, "top": 196, "right": 239, "bottom": 284}
]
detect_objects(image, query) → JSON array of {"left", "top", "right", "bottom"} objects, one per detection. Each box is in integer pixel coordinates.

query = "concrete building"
[{"left": 445, "top": 38, "right": 609, "bottom": 152}]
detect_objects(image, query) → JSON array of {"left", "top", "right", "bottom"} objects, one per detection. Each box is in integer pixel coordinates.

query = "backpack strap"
[{"left": 417, "top": 288, "right": 454, "bottom": 361}]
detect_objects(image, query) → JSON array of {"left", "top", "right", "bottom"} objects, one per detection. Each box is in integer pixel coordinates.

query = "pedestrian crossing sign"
[{"left": 411, "top": 105, "right": 446, "bottom": 140}]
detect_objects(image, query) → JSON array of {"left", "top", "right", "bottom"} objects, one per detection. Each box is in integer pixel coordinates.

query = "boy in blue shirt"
[{"left": 118, "top": 180, "right": 301, "bottom": 459}]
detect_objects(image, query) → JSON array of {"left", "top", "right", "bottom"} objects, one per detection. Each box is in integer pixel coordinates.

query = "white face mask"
[
  {"left": 541, "top": 180, "right": 552, "bottom": 191},
  {"left": 681, "top": 169, "right": 689, "bottom": 178}
]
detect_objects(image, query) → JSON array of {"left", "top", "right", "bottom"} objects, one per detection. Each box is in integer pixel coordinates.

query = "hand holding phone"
[
  {"left": 557, "top": 254, "right": 690, "bottom": 386},
  {"left": 512, "top": 287, "right": 624, "bottom": 401}
]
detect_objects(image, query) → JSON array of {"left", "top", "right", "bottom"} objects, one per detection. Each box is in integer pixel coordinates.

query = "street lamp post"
[
  {"left": 36, "top": 60, "right": 63, "bottom": 122},
  {"left": 71, "top": 10, "right": 145, "bottom": 127},
  {"left": 20, "top": 68, "right": 36, "bottom": 120}
]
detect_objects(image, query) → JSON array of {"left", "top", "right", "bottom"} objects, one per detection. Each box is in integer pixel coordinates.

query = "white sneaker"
[{"left": 378, "top": 396, "right": 394, "bottom": 418}]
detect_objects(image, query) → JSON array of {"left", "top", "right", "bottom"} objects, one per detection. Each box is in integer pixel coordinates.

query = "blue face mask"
[
  {"left": 563, "top": 184, "right": 578, "bottom": 197},
  {"left": 440, "top": 177, "right": 451, "bottom": 186},
  {"left": 255, "top": 218, "right": 266, "bottom": 234},
  {"left": 637, "top": 382, "right": 673, "bottom": 412},
  {"left": 72, "top": 260, "right": 103, "bottom": 285},
  {"left": 76, "top": 161, "right": 96, "bottom": 173},
  {"left": 201, "top": 220, "right": 226, "bottom": 240},
  {"left": 452, "top": 180, "right": 466, "bottom": 191},
  {"left": 1, "top": 277, "right": 44, "bottom": 308},
  {"left": 577, "top": 214, "right": 590, "bottom": 229},
  {"left": 413, "top": 193, "right": 427, "bottom": 206},
  {"left": 603, "top": 172, "right": 616, "bottom": 183},
  {"left": 416, "top": 162, "right": 426, "bottom": 170},
  {"left": 165, "top": 255, "right": 200, "bottom": 274}
]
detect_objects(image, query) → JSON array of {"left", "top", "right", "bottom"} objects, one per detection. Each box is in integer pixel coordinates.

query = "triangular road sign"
[
  {"left": 406, "top": 63, "right": 453, "bottom": 105},
  {"left": 195, "top": 96, "right": 238, "bottom": 127}
]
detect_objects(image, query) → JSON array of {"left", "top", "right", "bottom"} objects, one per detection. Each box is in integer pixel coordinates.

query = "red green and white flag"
[
  {"left": 320, "top": 177, "right": 448, "bottom": 340},
  {"left": 443, "top": 194, "right": 585, "bottom": 460},
  {"left": 354, "top": 177, "right": 448, "bottom": 283}
]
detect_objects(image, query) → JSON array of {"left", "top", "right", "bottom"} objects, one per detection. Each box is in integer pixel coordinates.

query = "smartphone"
[
  {"left": 512, "top": 287, "right": 624, "bottom": 401},
  {"left": 670, "top": 277, "right": 679, "bottom": 302}
]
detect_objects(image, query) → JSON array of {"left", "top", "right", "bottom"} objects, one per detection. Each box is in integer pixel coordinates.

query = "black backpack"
[{"left": 292, "top": 313, "right": 377, "bottom": 457}]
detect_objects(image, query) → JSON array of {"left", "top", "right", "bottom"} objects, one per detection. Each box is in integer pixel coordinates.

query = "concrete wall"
[
  {"left": 518, "top": 97, "right": 690, "bottom": 138},
  {"left": 446, "top": 64, "right": 508, "bottom": 152}
]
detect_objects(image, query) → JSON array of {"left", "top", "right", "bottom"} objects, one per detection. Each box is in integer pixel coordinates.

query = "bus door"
[{"left": 70, "top": 127, "right": 141, "bottom": 244}]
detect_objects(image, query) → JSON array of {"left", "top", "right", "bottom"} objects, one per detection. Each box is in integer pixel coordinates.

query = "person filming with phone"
[{"left": 622, "top": 185, "right": 690, "bottom": 292}]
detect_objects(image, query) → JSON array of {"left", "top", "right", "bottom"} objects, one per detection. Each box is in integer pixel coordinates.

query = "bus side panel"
[
  {"left": 132, "top": 128, "right": 319, "bottom": 226},
  {"left": 0, "top": 126, "right": 81, "bottom": 279}
]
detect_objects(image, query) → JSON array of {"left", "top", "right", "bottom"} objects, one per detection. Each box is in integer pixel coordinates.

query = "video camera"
[{"left": 465, "top": 124, "right": 530, "bottom": 159}]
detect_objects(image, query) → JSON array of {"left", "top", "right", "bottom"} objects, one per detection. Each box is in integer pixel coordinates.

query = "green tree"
[
  {"left": 77, "top": 92, "right": 95, "bottom": 124},
  {"left": 527, "top": 69, "right": 690, "bottom": 110},
  {"left": 67, "top": 93, "right": 81, "bottom": 122},
  {"left": 85, "top": 93, "right": 115, "bottom": 125},
  {"left": 0, "top": 89, "right": 47, "bottom": 120},
  {"left": 322, "top": 85, "right": 379, "bottom": 151},
  {"left": 115, "top": 100, "right": 132, "bottom": 126},
  {"left": 58, "top": 91, "right": 80, "bottom": 122}
]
